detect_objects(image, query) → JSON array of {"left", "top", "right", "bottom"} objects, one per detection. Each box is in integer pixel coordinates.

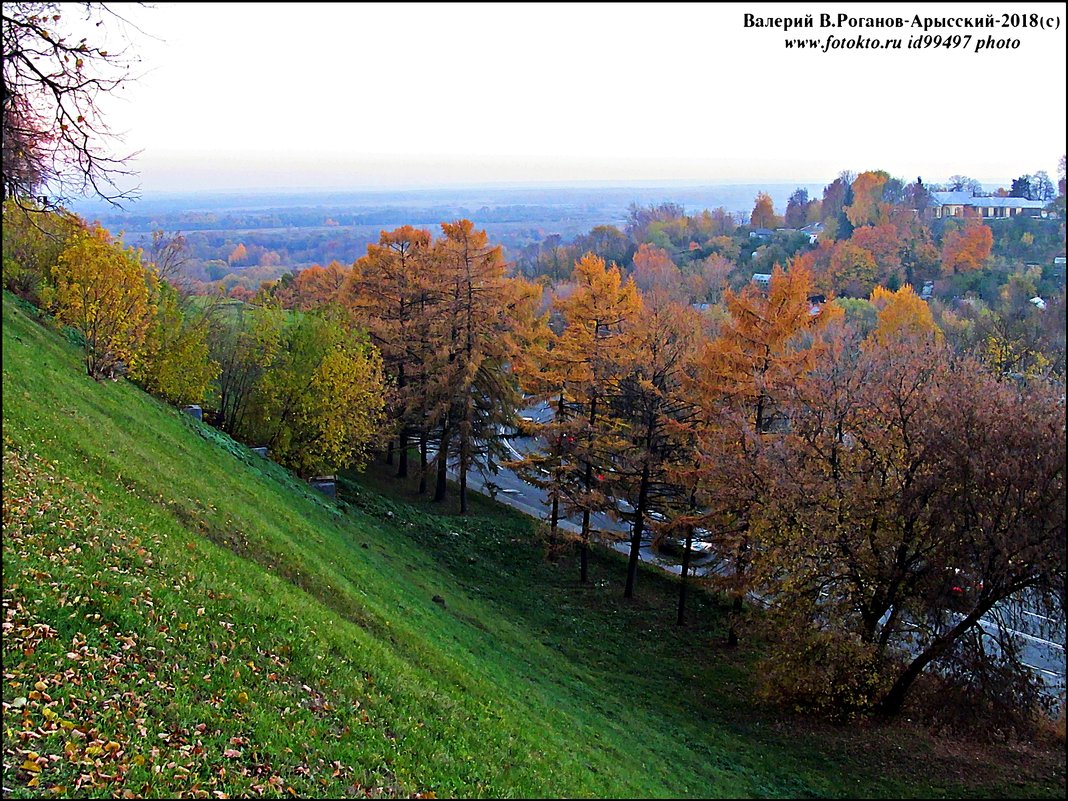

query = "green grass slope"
[{"left": 3, "top": 294, "right": 1064, "bottom": 799}]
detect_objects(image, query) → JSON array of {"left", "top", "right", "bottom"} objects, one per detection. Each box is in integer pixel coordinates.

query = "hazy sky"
[{"left": 87, "top": 2, "right": 1066, "bottom": 193}]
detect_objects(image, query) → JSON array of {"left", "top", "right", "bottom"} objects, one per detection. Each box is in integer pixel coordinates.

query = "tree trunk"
[
  {"left": 677, "top": 525, "right": 694, "bottom": 626},
  {"left": 548, "top": 485, "right": 560, "bottom": 553},
  {"left": 397, "top": 429, "right": 409, "bottom": 479},
  {"left": 458, "top": 414, "right": 469, "bottom": 515},
  {"left": 580, "top": 394, "right": 598, "bottom": 584},
  {"left": 579, "top": 466, "right": 594, "bottom": 582},
  {"left": 418, "top": 432, "right": 428, "bottom": 495},
  {"left": 459, "top": 455, "right": 468, "bottom": 514},
  {"left": 727, "top": 534, "right": 749, "bottom": 647},
  {"left": 580, "top": 530, "right": 589, "bottom": 584},
  {"left": 876, "top": 603, "right": 991, "bottom": 719},
  {"left": 396, "top": 365, "right": 407, "bottom": 477},
  {"left": 433, "top": 425, "right": 450, "bottom": 503},
  {"left": 727, "top": 594, "right": 743, "bottom": 647},
  {"left": 624, "top": 460, "right": 650, "bottom": 599},
  {"left": 385, "top": 438, "right": 394, "bottom": 466},
  {"left": 549, "top": 391, "right": 566, "bottom": 555}
]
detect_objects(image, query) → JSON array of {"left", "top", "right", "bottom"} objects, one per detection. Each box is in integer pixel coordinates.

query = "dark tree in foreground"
[
  {"left": 2, "top": 2, "right": 140, "bottom": 207},
  {"left": 756, "top": 331, "right": 1066, "bottom": 720}
]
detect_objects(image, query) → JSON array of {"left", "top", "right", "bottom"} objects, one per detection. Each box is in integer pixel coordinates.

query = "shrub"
[{"left": 756, "top": 626, "right": 890, "bottom": 722}]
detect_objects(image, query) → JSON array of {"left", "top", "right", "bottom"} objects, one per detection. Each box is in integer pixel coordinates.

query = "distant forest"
[{"left": 76, "top": 184, "right": 820, "bottom": 283}]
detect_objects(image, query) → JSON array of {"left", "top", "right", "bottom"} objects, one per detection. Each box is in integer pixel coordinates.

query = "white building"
[{"left": 929, "top": 191, "right": 1048, "bottom": 220}]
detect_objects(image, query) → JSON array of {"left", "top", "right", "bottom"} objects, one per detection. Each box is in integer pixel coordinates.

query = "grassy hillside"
[{"left": 2, "top": 293, "right": 1064, "bottom": 798}]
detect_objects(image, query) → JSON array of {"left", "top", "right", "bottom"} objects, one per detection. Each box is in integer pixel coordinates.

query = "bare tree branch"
[{"left": 2, "top": 2, "right": 144, "bottom": 210}]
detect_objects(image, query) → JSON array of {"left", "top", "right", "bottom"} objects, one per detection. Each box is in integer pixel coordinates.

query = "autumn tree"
[
  {"left": 702, "top": 234, "right": 740, "bottom": 263},
  {"left": 249, "top": 309, "right": 386, "bottom": 477},
  {"left": 208, "top": 301, "right": 284, "bottom": 436},
  {"left": 833, "top": 296, "right": 877, "bottom": 337},
  {"left": 53, "top": 224, "right": 152, "bottom": 378},
  {"left": 691, "top": 207, "right": 738, "bottom": 239},
  {"left": 625, "top": 201, "right": 686, "bottom": 242},
  {"left": 890, "top": 206, "right": 940, "bottom": 286},
  {"left": 630, "top": 242, "right": 683, "bottom": 300},
  {"left": 130, "top": 280, "right": 219, "bottom": 406},
  {"left": 228, "top": 243, "right": 249, "bottom": 268},
  {"left": 277, "top": 262, "right": 349, "bottom": 310},
  {"left": 750, "top": 192, "right": 777, "bottom": 229},
  {"left": 825, "top": 240, "right": 878, "bottom": 298},
  {"left": 228, "top": 284, "right": 255, "bottom": 303},
  {"left": 756, "top": 337, "right": 1065, "bottom": 720},
  {"left": 507, "top": 315, "right": 572, "bottom": 551},
  {"left": 869, "top": 284, "right": 941, "bottom": 345},
  {"left": 820, "top": 174, "right": 852, "bottom": 225},
  {"left": 146, "top": 230, "right": 190, "bottom": 287},
  {"left": 876, "top": 367, "right": 1064, "bottom": 720},
  {"left": 686, "top": 263, "right": 837, "bottom": 644},
  {"left": 534, "top": 233, "right": 575, "bottom": 284},
  {"left": 974, "top": 273, "right": 1057, "bottom": 380},
  {"left": 784, "top": 188, "right": 810, "bottom": 228},
  {"left": 903, "top": 176, "right": 931, "bottom": 214},
  {"left": 571, "top": 224, "right": 632, "bottom": 268},
  {"left": 1, "top": 199, "right": 81, "bottom": 303},
  {"left": 431, "top": 220, "right": 541, "bottom": 513},
  {"left": 850, "top": 223, "right": 902, "bottom": 286},
  {"left": 844, "top": 170, "right": 890, "bottom": 228},
  {"left": 790, "top": 239, "right": 833, "bottom": 286},
  {"left": 682, "top": 253, "right": 732, "bottom": 305},
  {"left": 2, "top": 3, "right": 140, "bottom": 207},
  {"left": 512, "top": 253, "right": 642, "bottom": 576},
  {"left": 940, "top": 219, "right": 993, "bottom": 274},
  {"left": 610, "top": 293, "right": 701, "bottom": 599},
  {"left": 342, "top": 226, "right": 435, "bottom": 479}
]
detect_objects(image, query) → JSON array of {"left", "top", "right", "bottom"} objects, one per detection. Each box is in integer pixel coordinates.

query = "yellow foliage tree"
[
  {"left": 1, "top": 202, "right": 83, "bottom": 305},
  {"left": 254, "top": 311, "right": 386, "bottom": 477},
  {"left": 869, "top": 285, "right": 942, "bottom": 345},
  {"left": 297, "top": 340, "right": 387, "bottom": 475},
  {"left": 130, "top": 281, "right": 220, "bottom": 406},
  {"left": 53, "top": 225, "right": 152, "bottom": 378}
]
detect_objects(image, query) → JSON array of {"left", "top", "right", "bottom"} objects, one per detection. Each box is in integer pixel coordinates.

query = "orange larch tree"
[
  {"left": 610, "top": 292, "right": 701, "bottom": 599},
  {"left": 283, "top": 261, "right": 349, "bottom": 311},
  {"left": 685, "top": 263, "right": 837, "bottom": 644},
  {"left": 341, "top": 226, "right": 435, "bottom": 480},
  {"left": 431, "top": 220, "right": 542, "bottom": 513},
  {"left": 533, "top": 253, "right": 643, "bottom": 579},
  {"left": 750, "top": 192, "right": 778, "bottom": 229}
]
